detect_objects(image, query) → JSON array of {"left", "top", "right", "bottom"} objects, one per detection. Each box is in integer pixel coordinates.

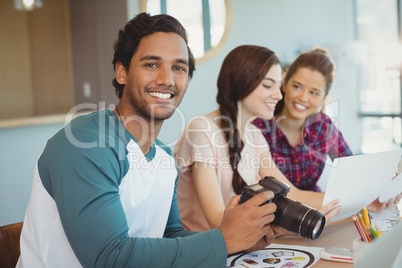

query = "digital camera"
[{"left": 240, "top": 176, "right": 325, "bottom": 240}]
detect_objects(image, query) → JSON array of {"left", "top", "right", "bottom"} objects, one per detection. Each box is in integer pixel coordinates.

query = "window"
[
  {"left": 142, "top": 0, "right": 230, "bottom": 61},
  {"left": 355, "top": 0, "right": 402, "bottom": 153}
]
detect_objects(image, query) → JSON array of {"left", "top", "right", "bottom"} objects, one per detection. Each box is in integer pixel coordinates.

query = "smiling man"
[
  {"left": 113, "top": 30, "right": 190, "bottom": 154},
  {"left": 17, "top": 13, "right": 279, "bottom": 268}
]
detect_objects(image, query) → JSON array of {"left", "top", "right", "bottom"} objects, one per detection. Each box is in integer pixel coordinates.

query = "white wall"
[
  {"left": 0, "top": 0, "right": 356, "bottom": 226},
  {"left": 159, "top": 0, "right": 356, "bottom": 150},
  {"left": 0, "top": 123, "right": 64, "bottom": 226}
]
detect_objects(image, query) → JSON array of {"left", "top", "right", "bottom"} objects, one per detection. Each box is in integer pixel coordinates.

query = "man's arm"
[
  {"left": 163, "top": 178, "right": 281, "bottom": 259},
  {"left": 39, "top": 124, "right": 277, "bottom": 267},
  {"left": 39, "top": 133, "right": 228, "bottom": 267}
]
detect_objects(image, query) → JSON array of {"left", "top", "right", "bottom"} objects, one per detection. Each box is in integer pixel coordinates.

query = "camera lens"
[
  {"left": 273, "top": 196, "right": 325, "bottom": 240},
  {"left": 312, "top": 218, "right": 323, "bottom": 238}
]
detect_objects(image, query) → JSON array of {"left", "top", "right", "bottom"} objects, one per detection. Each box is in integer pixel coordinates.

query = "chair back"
[{"left": 0, "top": 222, "right": 23, "bottom": 268}]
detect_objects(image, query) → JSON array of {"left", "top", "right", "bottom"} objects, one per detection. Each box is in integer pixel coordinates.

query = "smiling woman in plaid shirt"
[
  {"left": 254, "top": 48, "right": 352, "bottom": 192},
  {"left": 254, "top": 48, "right": 401, "bottom": 214}
]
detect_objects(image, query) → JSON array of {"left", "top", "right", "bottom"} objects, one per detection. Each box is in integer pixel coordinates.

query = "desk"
[{"left": 273, "top": 218, "right": 359, "bottom": 267}]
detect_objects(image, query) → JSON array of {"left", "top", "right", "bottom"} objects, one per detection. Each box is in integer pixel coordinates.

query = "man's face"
[{"left": 117, "top": 32, "right": 190, "bottom": 121}]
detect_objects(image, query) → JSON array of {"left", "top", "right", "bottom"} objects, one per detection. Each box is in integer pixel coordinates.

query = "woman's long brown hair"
[{"left": 216, "top": 45, "right": 280, "bottom": 194}]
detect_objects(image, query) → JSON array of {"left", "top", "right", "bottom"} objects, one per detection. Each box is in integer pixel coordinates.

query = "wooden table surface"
[{"left": 273, "top": 218, "right": 360, "bottom": 267}]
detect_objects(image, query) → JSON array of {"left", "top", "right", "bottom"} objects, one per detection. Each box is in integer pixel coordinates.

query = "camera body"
[
  {"left": 240, "top": 176, "right": 326, "bottom": 240},
  {"left": 240, "top": 175, "right": 290, "bottom": 204}
]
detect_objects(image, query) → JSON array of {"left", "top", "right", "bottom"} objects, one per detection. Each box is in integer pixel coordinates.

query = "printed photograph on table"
[{"left": 227, "top": 244, "right": 322, "bottom": 268}]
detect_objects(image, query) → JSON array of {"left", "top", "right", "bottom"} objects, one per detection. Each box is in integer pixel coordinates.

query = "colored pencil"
[
  {"left": 352, "top": 215, "right": 369, "bottom": 242},
  {"left": 363, "top": 205, "right": 371, "bottom": 227},
  {"left": 374, "top": 224, "right": 382, "bottom": 237},
  {"left": 370, "top": 227, "right": 378, "bottom": 239},
  {"left": 358, "top": 213, "right": 371, "bottom": 242}
]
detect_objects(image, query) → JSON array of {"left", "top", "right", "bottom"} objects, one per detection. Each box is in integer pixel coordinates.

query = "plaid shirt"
[{"left": 254, "top": 113, "right": 353, "bottom": 191}]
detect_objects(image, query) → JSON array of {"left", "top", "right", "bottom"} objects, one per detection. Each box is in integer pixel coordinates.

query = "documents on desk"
[
  {"left": 371, "top": 205, "right": 400, "bottom": 234},
  {"left": 322, "top": 149, "right": 402, "bottom": 222}
]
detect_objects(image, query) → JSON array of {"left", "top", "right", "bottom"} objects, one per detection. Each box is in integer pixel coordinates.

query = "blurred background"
[{"left": 1, "top": 0, "right": 402, "bottom": 225}]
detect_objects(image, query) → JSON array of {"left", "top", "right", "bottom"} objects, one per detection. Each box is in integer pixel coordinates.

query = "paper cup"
[{"left": 353, "top": 238, "right": 372, "bottom": 265}]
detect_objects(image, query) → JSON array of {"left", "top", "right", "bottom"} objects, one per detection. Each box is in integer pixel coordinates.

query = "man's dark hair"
[{"left": 112, "top": 12, "right": 196, "bottom": 98}]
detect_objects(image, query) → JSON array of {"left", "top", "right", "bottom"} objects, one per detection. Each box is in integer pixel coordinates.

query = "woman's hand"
[
  {"left": 367, "top": 193, "right": 402, "bottom": 214},
  {"left": 319, "top": 199, "right": 343, "bottom": 226}
]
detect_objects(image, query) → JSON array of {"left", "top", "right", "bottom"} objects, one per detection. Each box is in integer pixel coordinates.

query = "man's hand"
[
  {"left": 245, "top": 225, "right": 285, "bottom": 252},
  {"left": 219, "top": 191, "right": 277, "bottom": 255},
  {"left": 367, "top": 193, "right": 402, "bottom": 214}
]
